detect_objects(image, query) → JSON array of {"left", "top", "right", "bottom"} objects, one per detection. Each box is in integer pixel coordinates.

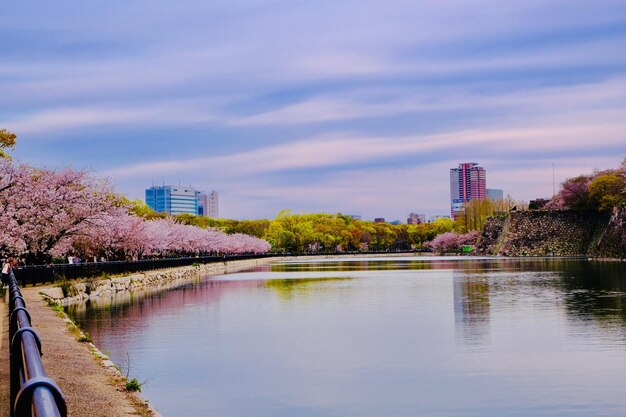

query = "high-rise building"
[
  {"left": 145, "top": 185, "right": 198, "bottom": 215},
  {"left": 450, "top": 162, "right": 486, "bottom": 218},
  {"left": 486, "top": 188, "right": 503, "bottom": 201},
  {"left": 407, "top": 213, "right": 426, "bottom": 225},
  {"left": 197, "top": 191, "right": 219, "bottom": 218}
]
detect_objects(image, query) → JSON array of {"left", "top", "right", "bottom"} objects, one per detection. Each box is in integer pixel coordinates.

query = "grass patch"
[
  {"left": 44, "top": 297, "right": 66, "bottom": 318},
  {"left": 64, "top": 320, "right": 92, "bottom": 343},
  {"left": 77, "top": 331, "right": 93, "bottom": 343},
  {"left": 125, "top": 377, "right": 142, "bottom": 392}
]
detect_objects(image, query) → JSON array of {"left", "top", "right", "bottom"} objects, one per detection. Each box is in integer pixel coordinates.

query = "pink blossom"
[{"left": 1, "top": 160, "right": 270, "bottom": 263}]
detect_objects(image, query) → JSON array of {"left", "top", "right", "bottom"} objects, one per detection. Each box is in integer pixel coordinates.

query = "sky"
[{"left": 1, "top": 0, "right": 626, "bottom": 220}]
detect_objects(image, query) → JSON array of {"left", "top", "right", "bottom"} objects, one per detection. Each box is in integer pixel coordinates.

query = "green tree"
[
  {"left": 588, "top": 174, "right": 626, "bottom": 211},
  {"left": 0, "top": 129, "right": 17, "bottom": 159},
  {"left": 454, "top": 197, "right": 518, "bottom": 232},
  {"left": 127, "top": 198, "right": 167, "bottom": 219}
]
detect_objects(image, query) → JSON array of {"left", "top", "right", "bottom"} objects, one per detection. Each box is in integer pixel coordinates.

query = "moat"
[{"left": 67, "top": 256, "right": 626, "bottom": 417}]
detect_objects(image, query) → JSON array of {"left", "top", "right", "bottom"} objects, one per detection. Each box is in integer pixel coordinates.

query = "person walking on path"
[{"left": 1, "top": 257, "right": 12, "bottom": 288}]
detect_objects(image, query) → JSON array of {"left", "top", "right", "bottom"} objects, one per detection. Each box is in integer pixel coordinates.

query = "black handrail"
[
  {"left": 13, "top": 253, "right": 271, "bottom": 286},
  {"left": 7, "top": 269, "right": 67, "bottom": 417}
]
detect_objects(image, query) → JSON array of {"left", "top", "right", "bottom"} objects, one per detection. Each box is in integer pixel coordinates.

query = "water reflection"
[
  {"left": 67, "top": 279, "right": 263, "bottom": 349},
  {"left": 271, "top": 256, "right": 583, "bottom": 275},
  {"left": 264, "top": 277, "right": 354, "bottom": 300},
  {"left": 65, "top": 257, "right": 626, "bottom": 417},
  {"left": 453, "top": 273, "right": 491, "bottom": 344},
  {"left": 559, "top": 261, "right": 626, "bottom": 326}
]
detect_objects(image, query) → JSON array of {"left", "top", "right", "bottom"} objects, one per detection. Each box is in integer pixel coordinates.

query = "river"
[{"left": 66, "top": 256, "right": 626, "bottom": 417}]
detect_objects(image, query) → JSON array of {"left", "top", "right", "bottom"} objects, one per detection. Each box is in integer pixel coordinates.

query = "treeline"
[
  {"left": 547, "top": 158, "right": 626, "bottom": 212},
  {"left": 0, "top": 162, "right": 270, "bottom": 264},
  {"left": 172, "top": 210, "right": 454, "bottom": 253},
  {"left": 0, "top": 130, "right": 270, "bottom": 265},
  {"left": 453, "top": 196, "right": 520, "bottom": 233}
]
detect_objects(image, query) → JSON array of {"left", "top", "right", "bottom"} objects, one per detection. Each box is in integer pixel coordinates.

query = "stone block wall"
[
  {"left": 40, "top": 257, "right": 277, "bottom": 304},
  {"left": 476, "top": 210, "right": 601, "bottom": 257},
  {"left": 589, "top": 207, "right": 626, "bottom": 259},
  {"left": 474, "top": 216, "right": 507, "bottom": 255}
]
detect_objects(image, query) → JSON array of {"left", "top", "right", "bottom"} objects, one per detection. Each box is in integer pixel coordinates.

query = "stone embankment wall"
[
  {"left": 589, "top": 207, "right": 626, "bottom": 259},
  {"left": 40, "top": 257, "right": 276, "bottom": 304},
  {"left": 473, "top": 216, "right": 507, "bottom": 255},
  {"left": 476, "top": 210, "right": 604, "bottom": 257}
]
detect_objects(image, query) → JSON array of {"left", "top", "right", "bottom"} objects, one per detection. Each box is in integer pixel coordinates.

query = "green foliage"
[
  {"left": 125, "top": 378, "right": 142, "bottom": 392},
  {"left": 0, "top": 128, "right": 17, "bottom": 159},
  {"left": 158, "top": 209, "right": 458, "bottom": 254},
  {"left": 175, "top": 213, "right": 270, "bottom": 238},
  {"left": 552, "top": 162, "right": 626, "bottom": 212},
  {"left": 127, "top": 198, "right": 166, "bottom": 219},
  {"left": 454, "top": 196, "right": 519, "bottom": 232},
  {"left": 57, "top": 280, "right": 77, "bottom": 298},
  {"left": 262, "top": 212, "right": 452, "bottom": 253},
  {"left": 588, "top": 173, "right": 626, "bottom": 212},
  {"left": 77, "top": 331, "right": 92, "bottom": 343},
  {"left": 44, "top": 297, "right": 67, "bottom": 318}
]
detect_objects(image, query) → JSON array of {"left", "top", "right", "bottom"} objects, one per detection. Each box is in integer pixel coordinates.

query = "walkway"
[{"left": 1, "top": 287, "right": 152, "bottom": 417}]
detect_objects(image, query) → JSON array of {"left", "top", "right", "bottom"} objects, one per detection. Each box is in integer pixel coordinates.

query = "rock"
[{"left": 41, "top": 287, "right": 65, "bottom": 299}]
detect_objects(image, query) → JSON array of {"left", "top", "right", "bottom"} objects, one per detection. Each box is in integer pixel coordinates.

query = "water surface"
[{"left": 67, "top": 256, "right": 626, "bottom": 417}]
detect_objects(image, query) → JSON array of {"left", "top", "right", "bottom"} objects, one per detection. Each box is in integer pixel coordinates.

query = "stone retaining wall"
[
  {"left": 474, "top": 216, "right": 507, "bottom": 255},
  {"left": 589, "top": 207, "right": 626, "bottom": 259},
  {"left": 476, "top": 210, "right": 601, "bottom": 256},
  {"left": 40, "top": 257, "right": 278, "bottom": 305}
]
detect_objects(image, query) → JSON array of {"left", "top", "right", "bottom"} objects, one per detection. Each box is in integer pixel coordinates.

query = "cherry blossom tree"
[
  {"left": 427, "top": 231, "right": 478, "bottom": 253},
  {"left": 1, "top": 159, "right": 271, "bottom": 263},
  {"left": 54, "top": 214, "right": 271, "bottom": 261},
  {"left": 1, "top": 161, "right": 121, "bottom": 263}
]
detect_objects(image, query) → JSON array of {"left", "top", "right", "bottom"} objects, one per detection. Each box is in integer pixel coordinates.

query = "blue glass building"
[{"left": 145, "top": 185, "right": 198, "bottom": 215}]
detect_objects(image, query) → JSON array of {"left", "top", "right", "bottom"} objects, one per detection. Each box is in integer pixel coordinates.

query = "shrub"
[{"left": 125, "top": 378, "right": 142, "bottom": 392}]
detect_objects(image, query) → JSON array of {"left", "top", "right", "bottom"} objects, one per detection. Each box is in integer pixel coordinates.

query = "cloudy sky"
[{"left": 2, "top": 1, "right": 625, "bottom": 220}]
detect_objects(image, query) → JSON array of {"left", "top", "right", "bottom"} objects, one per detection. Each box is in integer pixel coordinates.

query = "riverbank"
[
  {"left": 0, "top": 287, "right": 159, "bottom": 417},
  {"left": 40, "top": 256, "right": 283, "bottom": 305},
  {"left": 0, "top": 256, "right": 283, "bottom": 416},
  {"left": 40, "top": 253, "right": 423, "bottom": 305}
]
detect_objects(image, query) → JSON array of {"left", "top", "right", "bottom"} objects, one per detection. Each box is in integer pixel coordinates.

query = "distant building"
[
  {"left": 428, "top": 215, "right": 451, "bottom": 223},
  {"left": 197, "top": 191, "right": 219, "bottom": 218},
  {"left": 374, "top": 218, "right": 385, "bottom": 223},
  {"left": 407, "top": 213, "right": 426, "bottom": 225},
  {"left": 146, "top": 185, "right": 198, "bottom": 215},
  {"left": 347, "top": 214, "right": 362, "bottom": 221},
  {"left": 389, "top": 220, "right": 401, "bottom": 225},
  {"left": 486, "top": 188, "right": 504, "bottom": 201},
  {"left": 450, "top": 162, "right": 487, "bottom": 219}
]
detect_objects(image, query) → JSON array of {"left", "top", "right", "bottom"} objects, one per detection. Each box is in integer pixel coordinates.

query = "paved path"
[
  {"left": 1, "top": 287, "right": 151, "bottom": 417},
  {"left": 0, "top": 292, "right": 8, "bottom": 417}
]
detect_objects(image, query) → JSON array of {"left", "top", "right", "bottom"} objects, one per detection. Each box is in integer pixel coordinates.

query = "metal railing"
[
  {"left": 12, "top": 253, "right": 271, "bottom": 286},
  {"left": 7, "top": 269, "right": 67, "bottom": 417}
]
